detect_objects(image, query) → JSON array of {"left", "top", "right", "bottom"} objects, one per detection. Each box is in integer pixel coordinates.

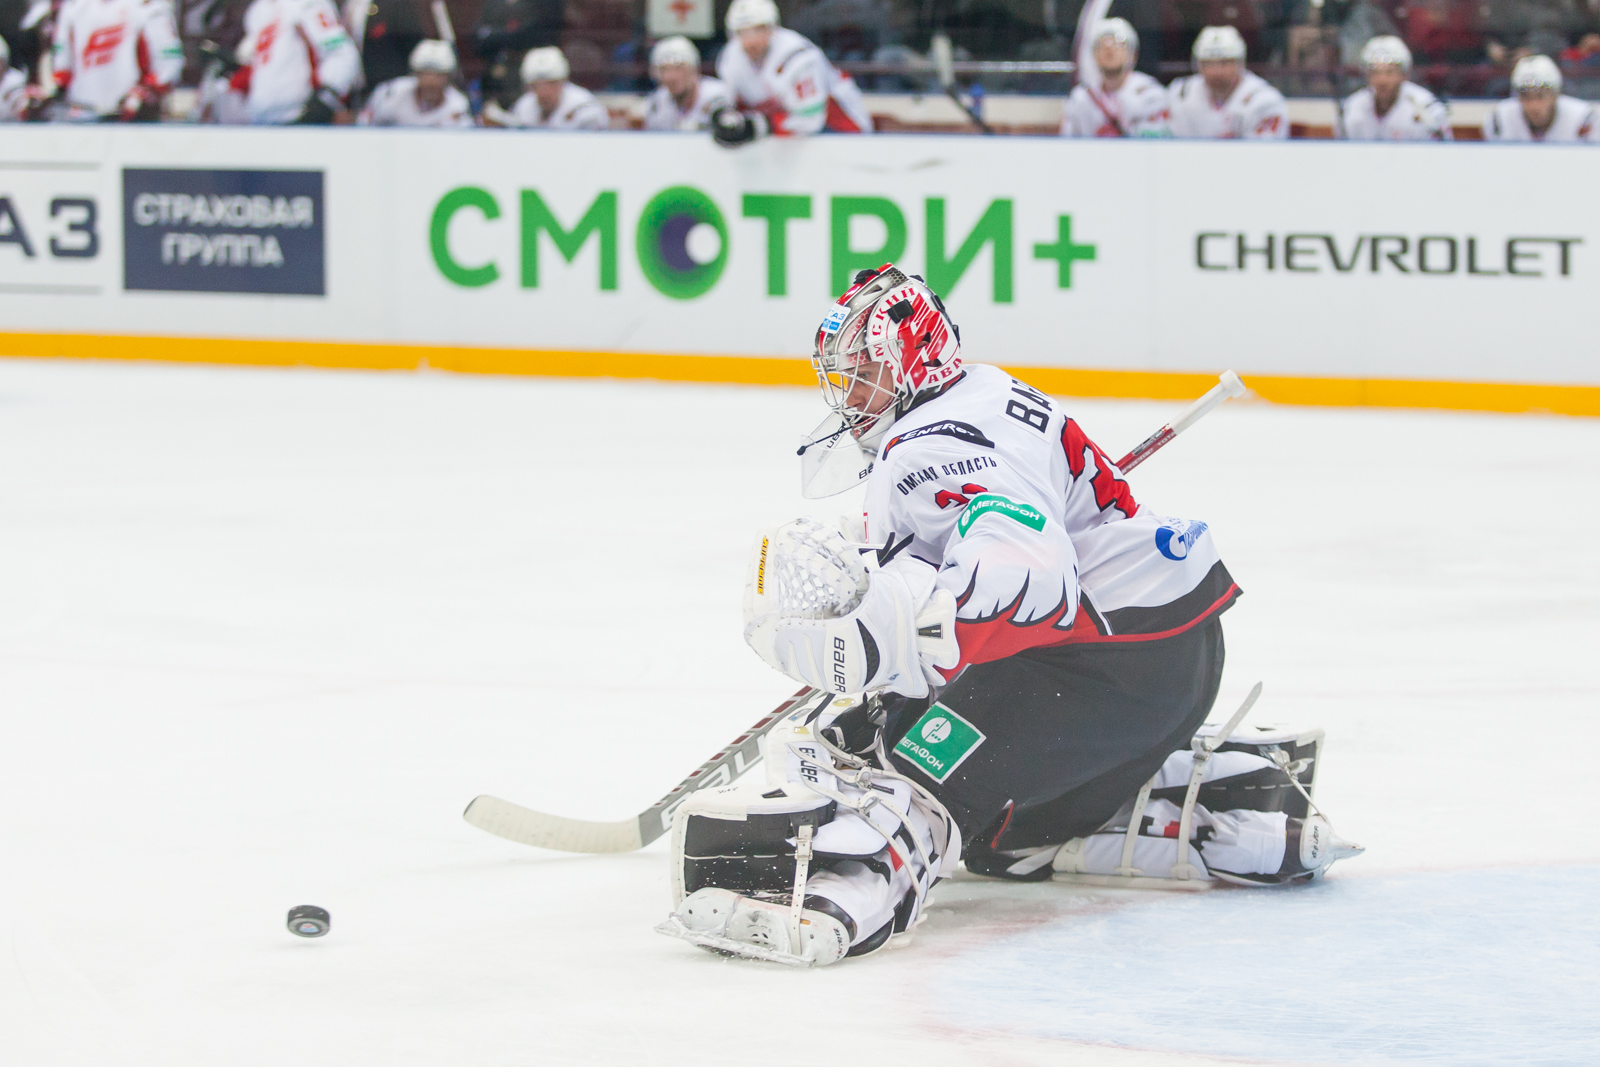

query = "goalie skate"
[{"left": 656, "top": 888, "right": 852, "bottom": 967}]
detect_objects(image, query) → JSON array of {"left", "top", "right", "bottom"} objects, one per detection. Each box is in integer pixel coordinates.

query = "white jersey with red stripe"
[
  {"left": 1060, "top": 71, "right": 1171, "bottom": 137},
  {"left": 862, "top": 364, "right": 1239, "bottom": 675},
  {"left": 509, "top": 82, "right": 610, "bottom": 129},
  {"left": 50, "top": 0, "right": 182, "bottom": 116},
  {"left": 714, "top": 26, "right": 872, "bottom": 135},
  {"left": 1167, "top": 69, "right": 1288, "bottom": 140},
  {"left": 1482, "top": 95, "right": 1600, "bottom": 142},
  {"left": 0, "top": 67, "right": 27, "bottom": 120},
  {"left": 237, "top": 0, "right": 360, "bottom": 124},
  {"left": 1339, "top": 81, "right": 1451, "bottom": 141},
  {"left": 642, "top": 76, "right": 733, "bottom": 130},
  {"left": 358, "top": 76, "right": 473, "bottom": 127}
]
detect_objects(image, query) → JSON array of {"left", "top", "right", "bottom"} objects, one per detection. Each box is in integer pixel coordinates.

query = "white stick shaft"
[
  {"left": 1170, "top": 370, "right": 1246, "bottom": 436},
  {"left": 431, "top": 0, "right": 456, "bottom": 43}
]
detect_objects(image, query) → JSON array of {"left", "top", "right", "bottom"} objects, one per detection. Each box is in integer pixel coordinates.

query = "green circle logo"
[{"left": 636, "top": 186, "right": 728, "bottom": 300}]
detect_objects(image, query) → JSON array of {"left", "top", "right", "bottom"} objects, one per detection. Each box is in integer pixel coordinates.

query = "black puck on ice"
[{"left": 287, "top": 905, "right": 331, "bottom": 938}]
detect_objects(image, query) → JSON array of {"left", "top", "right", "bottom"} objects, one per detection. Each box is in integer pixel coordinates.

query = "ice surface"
[{"left": 0, "top": 358, "right": 1595, "bottom": 1066}]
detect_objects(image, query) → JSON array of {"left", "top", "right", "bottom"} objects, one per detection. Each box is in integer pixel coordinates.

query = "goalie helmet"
[{"left": 812, "top": 264, "right": 962, "bottom": 449}]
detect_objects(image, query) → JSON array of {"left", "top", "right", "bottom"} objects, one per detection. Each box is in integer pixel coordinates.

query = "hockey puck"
[{"left": 287, "top": 905, "right": 330, "bottom": 938}]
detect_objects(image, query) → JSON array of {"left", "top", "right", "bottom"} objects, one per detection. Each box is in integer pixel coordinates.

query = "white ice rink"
[{"left": 0, "top": 358, "right": 1596, "bottom": 1066}]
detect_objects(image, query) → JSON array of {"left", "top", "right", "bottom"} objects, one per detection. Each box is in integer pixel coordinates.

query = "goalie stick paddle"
[
  {"left": 463, "top": 687, "right": 827, "bottom": 853},
  {"left": 465, "top": 374, "right": 1247, "bottom": 853}
]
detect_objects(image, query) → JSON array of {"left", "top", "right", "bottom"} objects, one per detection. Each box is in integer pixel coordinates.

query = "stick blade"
[{"left": 463, "top": 795, "right": 645, "bottom": 854}]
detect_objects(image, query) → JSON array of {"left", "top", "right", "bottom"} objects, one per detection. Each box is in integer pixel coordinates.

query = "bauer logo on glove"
[{"left": 742, "top": 518, "right": 957, "bottom": 698}]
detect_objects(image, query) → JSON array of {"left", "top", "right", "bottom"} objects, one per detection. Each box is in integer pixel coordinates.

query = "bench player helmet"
[
  {"left": 726, "top": 0, "right": 779, "bottom": 32},
  {"left": 1511, "top": 54, "right": 1562, "bottom": 93},
  {"left": 410, "top": 39, "right": 457, "bottom": 73},
  {"left": 1360, "top": 35, "right": 1412, "bottom": 71},
  {"left": 1192, "top": 25, "right": 1246, "bottom": 62},
  {"left": 813, "top": 264, "right": 962, "bottom": 449},
  {"left": 521, "top": 46, "right": 570, "bottom": 84}
]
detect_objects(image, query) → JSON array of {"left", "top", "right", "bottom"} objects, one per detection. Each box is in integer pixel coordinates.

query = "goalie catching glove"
[{"left": 743, "top": 518, "right": 958, "bottom": 698}]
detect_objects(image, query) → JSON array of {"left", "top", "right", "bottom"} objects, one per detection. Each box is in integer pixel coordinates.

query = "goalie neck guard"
[{"left": 812, "top": 264, "right": 963, "bottom": 453}]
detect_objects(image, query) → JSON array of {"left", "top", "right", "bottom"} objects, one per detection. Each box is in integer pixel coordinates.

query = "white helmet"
[
  {"left": 812, "top": 264, "right": 963, "bottom": 449},
  {"left": 650, "top": 35, "right": 701, "bottom": 72},
  {"left": 521, "top": 46, "right": 569, "bottom": 84},
  {"left": 726, "top": 0, "right": 779, "bottom": 33},
  {"left": 1360, "top": 35, "right": 1411, "bottom": 71},
  {"left": 1092, "top": 17, "right": 1139, "bottom": 54},
  {"left": 1192, "top": 25, "right": 1246, "bottom": 62},
  {"left": 1512, "top": 54, "right": 1562, "bottom": 93},
  {"left": 409, "top": 39, "right": 457, "bottom": 74}
]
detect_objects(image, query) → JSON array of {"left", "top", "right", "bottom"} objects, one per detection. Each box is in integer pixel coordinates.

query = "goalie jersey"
[{"left": 862, "top": 364, "right": 1240, "bottom": 674}]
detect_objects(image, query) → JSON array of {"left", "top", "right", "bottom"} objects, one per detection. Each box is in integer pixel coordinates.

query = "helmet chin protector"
[{"left": 812, "top": 264, "right": 963, "bottom": 449}]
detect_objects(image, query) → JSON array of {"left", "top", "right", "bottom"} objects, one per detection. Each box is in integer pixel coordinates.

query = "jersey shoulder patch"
[{"left": 882, "top": 419, "right": 996, "bottom": 457}]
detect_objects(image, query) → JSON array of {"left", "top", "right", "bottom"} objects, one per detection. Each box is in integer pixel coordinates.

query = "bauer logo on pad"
[{"left": 895, "top": 704, "right": 985, "bottom": 783}]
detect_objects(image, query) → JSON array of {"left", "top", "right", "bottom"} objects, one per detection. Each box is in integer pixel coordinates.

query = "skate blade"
[{"left": 654, "top": 917, "right": 814, "bottom": 967}]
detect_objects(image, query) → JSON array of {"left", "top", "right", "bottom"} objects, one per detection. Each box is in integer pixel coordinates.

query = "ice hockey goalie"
[{"left": 657, "top": 264, "right": 1361, "bottom": 966}]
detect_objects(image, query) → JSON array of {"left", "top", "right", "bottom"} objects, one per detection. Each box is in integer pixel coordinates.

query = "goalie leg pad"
[{"left": 661, "top": 700, "right": 959, "bottom": 964}]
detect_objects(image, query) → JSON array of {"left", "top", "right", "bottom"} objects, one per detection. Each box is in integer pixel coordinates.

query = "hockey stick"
[
  {"left": 464, "top": 373, "right": 1247, "bottom": 853},
  {"left": 463, "top": 687, "right": 827, "bottom": 852},
  {"left": 1115, "top": 371, "right": 1245, "bottom": 473}
]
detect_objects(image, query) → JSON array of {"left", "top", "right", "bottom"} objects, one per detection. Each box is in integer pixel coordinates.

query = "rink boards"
[{"left": 0, "top": 123, "right": 1597, "bottom": 414}]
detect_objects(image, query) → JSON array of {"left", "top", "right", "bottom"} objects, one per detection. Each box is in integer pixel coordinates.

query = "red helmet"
[{"left": 812, "top": 264, "right": 963, "bottom": 448}]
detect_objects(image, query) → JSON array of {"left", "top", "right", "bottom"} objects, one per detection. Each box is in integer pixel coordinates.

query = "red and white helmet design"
[{"left": 812, "top": 264, "right": 962, "bottom": 446}]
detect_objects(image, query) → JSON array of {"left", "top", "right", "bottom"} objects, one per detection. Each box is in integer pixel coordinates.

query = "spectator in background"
[
  {"left": 471, "top": 0, "right": 563, "bottom": 109},
  {"left": 235, "top": 0, "right": 361, "bottom": 123},
  {"left": 0, "top": 34, "right": 26, "bottom": 119},
  {"left": 643, "top": 35, "right": 731, "bottom": 130},
  {"left": 710, "top": 0, "right": 873, "bottom": 147},
  {"left": 1483, "top": 54, "right": 1600, "bottom": 140},
  {"left": 1339, "top": 35, "right": 1451, "bottom": 139},
  {"left": 343, "top": 0, "right": 432, "bottom": 92},
  {"left": 1168, "top": 25, "right": 1288, "bottom": 138},
  {"left": 502, "top": 45, "right": 609, "bottom": 128},
  {"left": 1561, "top": 31, "right": 1600, "bottom": 64},
  {"left": 358, "top": 37, "right": 472, "bottom": 125},
  {"left": 1060, "top": 18, "right": 1170, "bottom": 137},
  {"left": 48, "top": 0, "right": 183, "bottom": 120}
]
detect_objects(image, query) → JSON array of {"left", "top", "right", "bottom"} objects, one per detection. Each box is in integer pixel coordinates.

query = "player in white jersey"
[
  {"left": 358, "top": 39, "right": 473, "bottom": 127},
  {"left": 235, "top": 0, "right": 360, "bottom": 124},
  {"left": 0, "top": 37, "right": 28, "bottom": 120},
  {"left": 1167, "top": 25, "right": 1288, "bottom": 139},
  {"left": 507, "top": 46, "right": 609, "bottom": 129},
  {"left": 709, "top": 0, "right": 872, "bottom": 146},
  {"left": 1482, "top": 54, "right": 1600, "bottom": 142},
  {"left": 1339, "top": 35, "right": 1450, "bottom": 140},
  {"left": 642, "top": 35, "right": 731, "bottom": 131},
  {"left": 1060, "top": 18, "right": 1170, "bottom": 137},
  {"left": 657, "top": 264, "right": 1361, "bottom": 965},
  {"left": 49, "top": 0, "right": 182, "bottom": 119}
]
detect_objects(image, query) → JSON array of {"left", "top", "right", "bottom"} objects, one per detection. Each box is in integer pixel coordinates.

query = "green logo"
[
  {"left": 956, "top": 493, "right": 1047, "bottom": 538},
  {"left": 635, "top": 185, "right": 727, "bottom": 300},
  {"left": 894, "top": 704, "right": 986, "bottom": 783}
]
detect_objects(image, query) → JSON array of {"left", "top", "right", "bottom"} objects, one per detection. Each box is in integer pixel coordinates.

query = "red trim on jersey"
[
  {"left": 825, "top": 94, "right": 863, "bottom": 132},
  {"left": 298, "top": 25, "right": 320, "bottom": 90}
]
